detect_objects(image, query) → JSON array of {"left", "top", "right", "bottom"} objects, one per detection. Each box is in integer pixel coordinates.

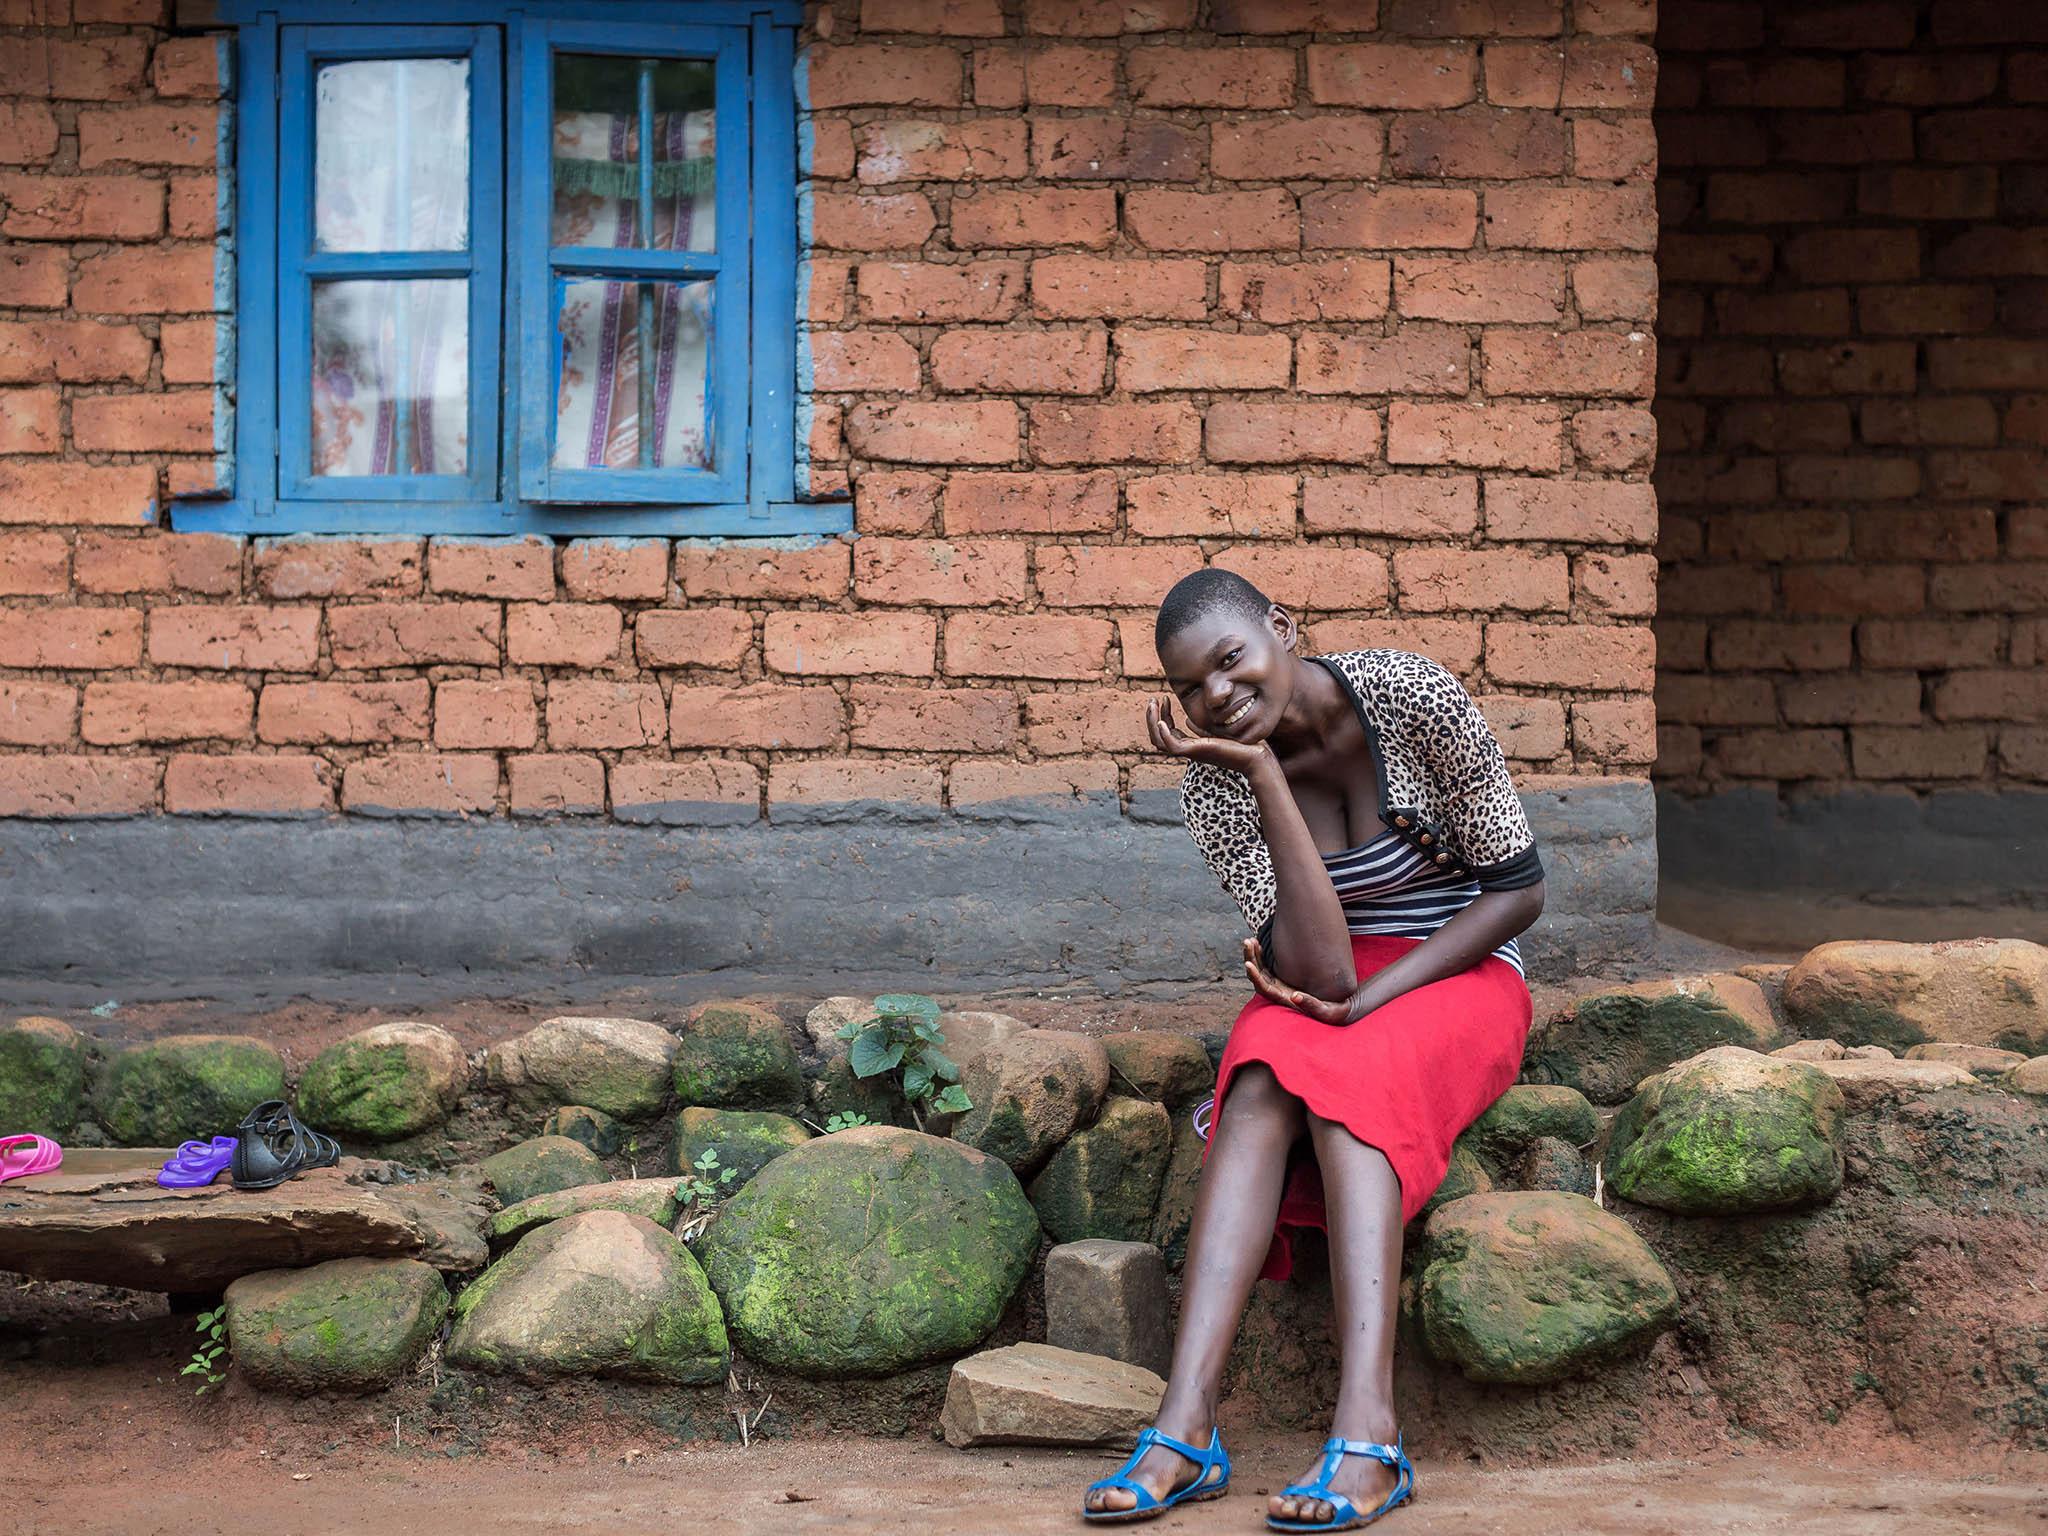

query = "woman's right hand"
[{"left": 1145, "top": 696, "right": 1274, "bottom": 776}]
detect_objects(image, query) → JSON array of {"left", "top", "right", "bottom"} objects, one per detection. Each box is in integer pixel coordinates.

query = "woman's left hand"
[{"left": 1243, "top": 938, "right": 1364, "bottom": 1026}]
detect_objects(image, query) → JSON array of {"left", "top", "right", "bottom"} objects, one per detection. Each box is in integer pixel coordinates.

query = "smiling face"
[{"left": 1157, "top": 603, "right": 1300, "bottom": 743}]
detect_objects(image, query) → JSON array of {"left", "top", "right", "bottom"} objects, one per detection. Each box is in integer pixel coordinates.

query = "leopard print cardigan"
[{"left": 1178, "top": 649, "right": 1544, "bottom": 944}]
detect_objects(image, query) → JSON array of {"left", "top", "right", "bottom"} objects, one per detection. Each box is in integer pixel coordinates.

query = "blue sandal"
[
  {"left": 1265, "top": 1435, "right": 1414, "bottom": 1532},
  {"left": 1081, "top": 1425, "right": 1231, "bottom": 1524}
]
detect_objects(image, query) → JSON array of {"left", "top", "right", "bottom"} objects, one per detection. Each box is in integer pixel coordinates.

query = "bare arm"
[
  {"left": 1241, "top": 751, "right": 1358, "bottom": 1000},
  {"left": 1147, "top": 698, "right": 1357, "bottom": 1000},
  {"left": 1243, "top": 881, "right": 1545, "bottom": 1025}
]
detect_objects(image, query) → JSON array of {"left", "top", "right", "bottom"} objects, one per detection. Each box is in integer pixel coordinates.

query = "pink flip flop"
[{"left": 0, "top": 1134, "right": 62, "bottom": 1184}]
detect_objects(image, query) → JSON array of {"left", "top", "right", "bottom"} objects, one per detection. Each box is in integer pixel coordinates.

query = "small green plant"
[
  {"left": 182, "top": 1306, "right": 229, "bottom": 1395},
  {"left": 838, "top": 993, "right": 973, "bottom": 1132},
  {"left": 823, "top": 1110, "right": 873, "bottom": 1133},
  {"left": 675, "top": 1147, "right": 739, "bottom": 1208}
]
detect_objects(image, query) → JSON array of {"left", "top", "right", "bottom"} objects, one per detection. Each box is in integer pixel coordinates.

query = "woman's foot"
[
  {"left": 1267, "top": 1427, "right": 1404, "bottom": 1527},
  {"left": 1082, "top": 1413, "right": 1214, "bottom": 1516}
]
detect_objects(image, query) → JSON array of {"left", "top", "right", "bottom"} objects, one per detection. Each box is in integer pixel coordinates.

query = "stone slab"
[
  {"left": 0, "top": 1158, "right": 431, "bottom": 1291},
  {"left": 939, "top": 1341, "right": 1165, "bottom": 1449},
  {"left": 1044, "top": 1238, "right": 1172, "bottom": 1376}
]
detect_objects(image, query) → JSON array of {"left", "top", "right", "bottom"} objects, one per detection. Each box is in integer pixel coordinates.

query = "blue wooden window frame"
[
  {"left": 276, "top": 26, "right": 502, "bottom": 505},
  {"left": 177, "top": 0, "right": 841, "bottom": 538}
]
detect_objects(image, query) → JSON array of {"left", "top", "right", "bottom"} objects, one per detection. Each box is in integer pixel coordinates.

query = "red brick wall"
[
  {"left": 1654, "top": 0, "right": 2048, "bottom": 796},
  {"left": 0, "top": 0, "right": 1660, "bottom": 823}
]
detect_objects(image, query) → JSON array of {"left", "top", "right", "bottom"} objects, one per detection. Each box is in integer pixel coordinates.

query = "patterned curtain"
[{"left": 551, "top": 109, "right": 717, "bottom": 472}]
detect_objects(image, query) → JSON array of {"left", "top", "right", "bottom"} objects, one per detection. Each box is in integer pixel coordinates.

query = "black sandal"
[{"left": 230, "top": 1100, "right": 343, "bottom": 1190}]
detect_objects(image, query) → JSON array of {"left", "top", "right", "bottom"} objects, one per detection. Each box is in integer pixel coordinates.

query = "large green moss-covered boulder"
[
  {"left": 225, "top": 1257, "right": 448, "bottom": 1394},
  {"left": 671, "top": 1002, "right": 803, "bottom": 1112},
  {"left": 1605, "top": 1046, "right": 1844, "bottom": 1215},
  {"left": 484, "top": 1015, "right": 677, "bottom": 1121},
  {"left": 1418, "top": 1192, "right": 1678, "bottom": 1385},
  {"left": 670, "top": 1106, "right": 809, "bottom": 1184},
  {"left": 299, "top": 1021, "right": 466, "bottom": 1142},
  {"left": 951, "top": 1029, "right": 1111, "bottom": 1175},
  {"left": 698, "top": 1126, "right": 1039, "bottom": 1377},
  {"left": 0, "top": 1017, "right": 90, "bottom": 1137},
  {"left": 1782, "top": 939, "right": 2048, "bottom": 1056},
  {"left": 488, "top": 1177, "right": 681, "bottom": 1248},
  {"left": 1028, "top": 1097, "right": 1172, "bottom": 1244},
  {"left": 1523, "top": 974, "right": 1781, "bottom": 1105},
  {"left": 1103, "top": 1033, "right": 1214, "bottom": 1109},
  {"left": 94, "top": 1033, "right": 286, "bottom": 1145},
  {"left": 480, "top": 1135, "right": 605, "bottom": 1205},
  {"left": 448, "top": 1209, "right": 727, "bottom": 1384},
  {"left": 1466, "top": 1084, "right": 1600, "bottom": 1170}
]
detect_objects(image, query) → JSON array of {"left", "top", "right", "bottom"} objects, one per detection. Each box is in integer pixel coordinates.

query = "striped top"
[{"left": 1322, "top": 829, "right": 1524, "bottom": 977}]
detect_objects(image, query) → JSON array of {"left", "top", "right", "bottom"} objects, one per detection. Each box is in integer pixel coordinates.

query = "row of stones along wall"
[
  {"left": 0, "top": 0, "right": 1660, "bottom": 824},
  {"left": 1654, "top": 0, "right": 2048, "bottom": 798}
]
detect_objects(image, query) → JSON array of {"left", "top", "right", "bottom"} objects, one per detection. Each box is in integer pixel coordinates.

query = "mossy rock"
[
  {"left": 671, "top": 1002, "right": 803, "bottom": 1112},
  {"left": 951, "top": 1029, "right": 1111, "bottom": 1176},
  {"left": 1027, "top": 1098, "right": 1172, "bottom": 1244},
  {"left": 1418, "top": 1136, "right": 1493, "bottom": 1223},
  {"left": 0, "top": 1017, "right": 90, "bottom": 1137},
  {"left": 484, "top": 1015, "right": 677, "bottom": 1121},
  {"left": 94, "top": 1033, "right": 286, "bottom": 1145},
  {"left": 1605, "top": 1046, "right": 1844, "bottom": 1216},
  {"left": 806, "top": 1054, "right": 913, "bottom": 1128},
  {"left": 802, "top": 996, "right": 873, "bottom": 1058},
  {"left": 488, "top": 1177, "right": 681, "bottom": 1248},
  {"left": 1103, "top": 1033, "right": 1214, "bottom": 1110},
  {"left": 1149, "top": 1112, "right": 1206, "bottom": 1270},
  {"left": 1466, "top": 1084, "right": 1599, "bottom": 1170},
  {"left": 543, "top": 1104, "right": 623, "bottom": 1157},
  {"left": 448, "top": 1209, "right": 727, "bottom": 1384},
  {"left": 670, "top": 1107, "right": 810, "bottom": 1185},
  {"left": 698, "top": 1126, "right": 1039, "bottom": 1377},
  {"left": 2005, "top": 1056, "right": 2048, "bottom": 1096},
  {"left": 1782, "top": 938, "right": 2048, "bottom": 1057},
  {"left": 1517, "top": 1135, "right": 1595, "bottom": 1197},
  {"left": 1418, "top": 1191, "right": 1678, "bottom": 1385},
  {"left": 299, "top": 1021, "right": 466, "bottom": 1143},
  {"left": 1523, "top": 974, "right": 1780, "bottom": 1105},
  {"left": 225, "top": 1257, "right": 448, "bottom": 1394},
  {"left": 480, "top": 1135, "right": 606, "bottom": 1205}
]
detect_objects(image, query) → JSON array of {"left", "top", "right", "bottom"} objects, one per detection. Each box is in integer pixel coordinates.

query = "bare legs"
[
  {"left": 1081, "top": 1066, "right": 1409, "bottom": 1523},
  {"left": 1267, "top": 1112, "right": 1405, "bottom": 1526},
  {"left": 1082, "top": 1063, "right": 1301, "bottom": 1514}
]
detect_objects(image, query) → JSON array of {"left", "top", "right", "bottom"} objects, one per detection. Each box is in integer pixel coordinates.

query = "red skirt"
[{"left": 1207, "top": 934, "right": 1532, "bottom": 1283}]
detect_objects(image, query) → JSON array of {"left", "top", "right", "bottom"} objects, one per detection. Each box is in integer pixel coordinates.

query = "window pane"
[
  {"left": 554, "top": 278, "right": 712, "bottom": 470},
  {"left": 315, "top": 59, "right": 470, "bottom": 252},
  {"left": 551, "top": 54, "right": 716, "bottom": 252},
  {"left": 312, "top": 280, "right": 469, "bottom": 475}
]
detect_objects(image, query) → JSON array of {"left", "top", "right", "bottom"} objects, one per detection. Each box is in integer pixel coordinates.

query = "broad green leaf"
[
  {"left": 849, "top": 1025, "right": 907, "bottom": 1079},
  {"left": 902, "top": 1062, "right": 935, "bottom": 1100},
  {"left": 874, "top": 993, "right": 941, "bottom": 1025},
  {"left": 931, "top": 1084, "right": 973, "bottom": 1116},
  {"left": 923, "top": 1047, "right": 959, "bottom": 1081}
]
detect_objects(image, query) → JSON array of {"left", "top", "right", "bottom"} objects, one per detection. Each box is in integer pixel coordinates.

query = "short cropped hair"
[{"left": 1154, "top": 568, "right": 1275, "bottom": 652}]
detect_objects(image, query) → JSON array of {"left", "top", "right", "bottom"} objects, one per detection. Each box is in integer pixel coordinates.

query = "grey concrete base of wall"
[
  {"left": 1658, "top": 786, "right": 2048, "bottom": 947},
  {"left": 0, "top": 780, "right": 1654, "bottom": 998}
]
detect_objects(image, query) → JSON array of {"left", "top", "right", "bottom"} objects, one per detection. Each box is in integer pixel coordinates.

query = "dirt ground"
[{"left": 4, "top": 1352, "right": 2045, "bottom": 1536}]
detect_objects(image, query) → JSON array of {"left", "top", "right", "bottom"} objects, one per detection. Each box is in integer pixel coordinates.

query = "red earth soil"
[{"left": 4, "top": 1353, "right": 2045, "bottom": 1536}]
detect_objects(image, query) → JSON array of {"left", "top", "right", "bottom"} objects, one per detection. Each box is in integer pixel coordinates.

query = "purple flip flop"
[{"left": 157, "top": 1136, "right": 237, "bottom": 1188}]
